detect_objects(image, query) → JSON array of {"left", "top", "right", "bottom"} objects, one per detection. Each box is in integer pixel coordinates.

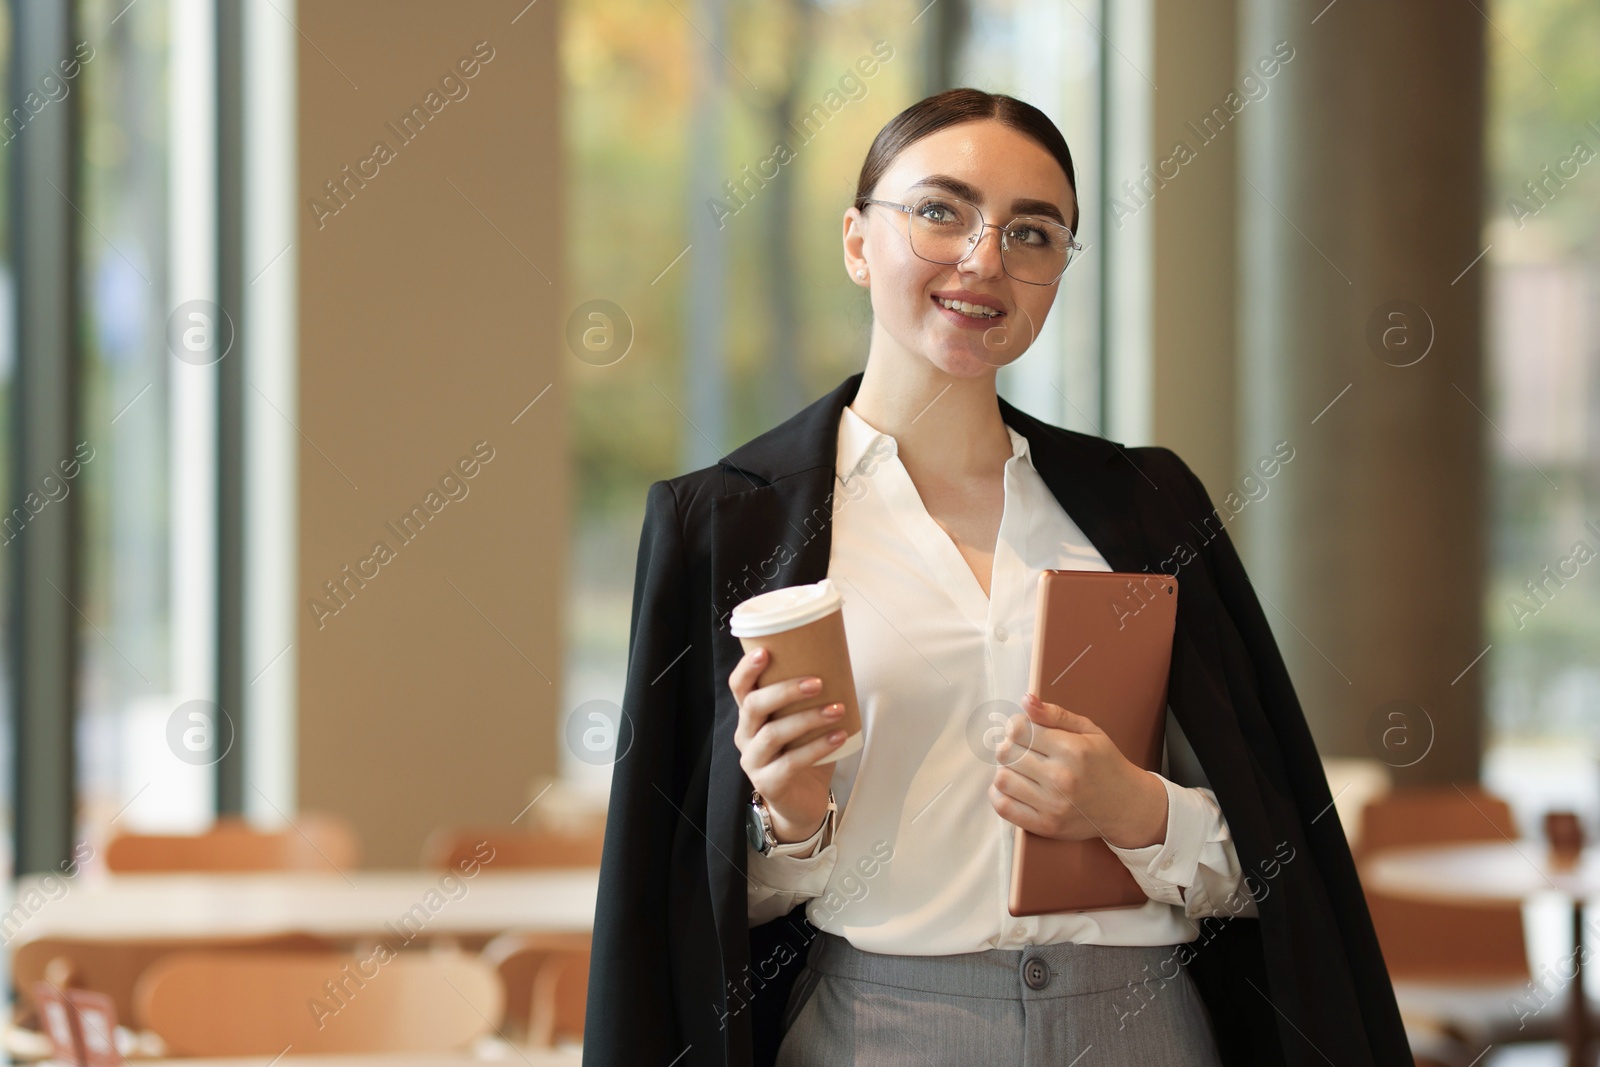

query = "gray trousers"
[{"left": 774, "top": 931, "right": 1225, "bottom": 1067}]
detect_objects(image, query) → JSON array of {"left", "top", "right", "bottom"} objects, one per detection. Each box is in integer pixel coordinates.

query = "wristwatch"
[{"left": 747, "top": 789, "right": 836, "bottom": 856}]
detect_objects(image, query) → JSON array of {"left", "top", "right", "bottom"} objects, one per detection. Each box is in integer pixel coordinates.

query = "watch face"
[{"left": 745, "top": 804, "right": 766, "bottom": 851}]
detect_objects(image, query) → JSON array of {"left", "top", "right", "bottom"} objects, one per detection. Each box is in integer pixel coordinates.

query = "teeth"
[{"left": 938, "top": 297, "right": 1001, "bottom": 318}]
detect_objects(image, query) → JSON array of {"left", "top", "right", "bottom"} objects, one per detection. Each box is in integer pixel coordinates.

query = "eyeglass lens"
[{"left": 907, "top": 195, "right": 1073, "bottom": 283}]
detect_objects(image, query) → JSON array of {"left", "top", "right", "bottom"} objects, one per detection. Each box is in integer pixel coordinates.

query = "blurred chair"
[
  {"left": 134, "top": 949, "right": 502, "bottom": 1054},
  {"left": 482, "top": 931, "right": 590, "bottom": 1047},
  {"left": 11, "top": 932, "right": 332, "bottom": 1029},
  {"left": 1356, "top": 785, "right": 1555, "bottom": 1056},
  {"left": 530, "top": 941, "right": 590, "bottom": 1048},
  {"left": 522, "top": 774, "right": 609, "bottom": 838},
  {"left": 421, "top": 827, "right": 603, "bottom": 871},
  {"left": 105, "top": 813, "right": 359, "bottom": 873}
]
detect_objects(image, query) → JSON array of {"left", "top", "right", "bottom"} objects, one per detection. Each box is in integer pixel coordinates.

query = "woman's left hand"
[{"left": 988, "top": 692, "right": 1168, "bottom": 849}]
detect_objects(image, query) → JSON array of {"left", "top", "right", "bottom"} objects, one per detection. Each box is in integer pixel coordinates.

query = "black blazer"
[{"left": 582, "top": 371, "right": 1410, "bottom": 1066}]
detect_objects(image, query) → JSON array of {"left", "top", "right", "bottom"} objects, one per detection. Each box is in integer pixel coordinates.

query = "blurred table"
[
  {"left": 3, "top": 869, "right": 598, "bottom": 945},
  {"left": 1364, "top": 841, "right": 1597, "bottom": 1067}
]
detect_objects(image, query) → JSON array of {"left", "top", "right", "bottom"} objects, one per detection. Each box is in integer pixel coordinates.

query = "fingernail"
[
  {"left": 828, "top": 730, "right": 846, "bottom": 742},
  {"left": 801, "top": 677, "right": 822, "bottom": 693},
  {"left": 823, "top": 703, "right": 844, "bottom": 718}
]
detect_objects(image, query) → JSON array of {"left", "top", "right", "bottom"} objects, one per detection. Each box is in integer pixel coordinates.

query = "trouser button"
[{"left": 1023, "top": 957, "right": 1050, "bottom": 990}]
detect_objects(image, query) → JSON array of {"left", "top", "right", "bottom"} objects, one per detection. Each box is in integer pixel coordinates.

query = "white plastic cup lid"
[{"left": 729, "top": 578, "right": 843, "bottom": 638}]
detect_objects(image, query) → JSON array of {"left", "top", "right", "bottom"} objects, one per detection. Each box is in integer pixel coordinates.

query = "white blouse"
[{"left": 745, "top": 403, "right": 1256, "bottom": 953}]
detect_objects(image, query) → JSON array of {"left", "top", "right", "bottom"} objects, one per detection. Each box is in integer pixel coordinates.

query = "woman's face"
[{"left": 844, "top": 119, "right": 1077, "bottom": 377}]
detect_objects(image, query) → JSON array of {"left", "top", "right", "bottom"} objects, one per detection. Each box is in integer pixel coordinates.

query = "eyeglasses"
[{"left": 857, "top": 194, "right": 1082, "bottom": 285}]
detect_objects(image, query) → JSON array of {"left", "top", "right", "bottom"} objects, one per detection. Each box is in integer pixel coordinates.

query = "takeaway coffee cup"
[{"left": 730, "top": 578, "right": 864, "bottom": 764}]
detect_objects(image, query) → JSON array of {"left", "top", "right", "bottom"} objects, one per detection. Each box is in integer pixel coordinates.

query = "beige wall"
[
  {"left": 296, "top": 2, "right": 566, "bottom": 866},
  {"left": 1235, "top": 0, "right": 1486, "bottom": 783},
  {"left": 1147, "top": 1, "right": 1486, "bottom": 782},
  {"left": 1150, "top": 0, "right": 1238, "bottom": 497}
]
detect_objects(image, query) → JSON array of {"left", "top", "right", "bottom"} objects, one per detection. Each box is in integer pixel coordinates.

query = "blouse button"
[{"left": 994, "top": 625, "right": 1009, "bottom": 641}]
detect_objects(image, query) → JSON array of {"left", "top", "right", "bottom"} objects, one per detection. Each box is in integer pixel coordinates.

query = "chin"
[{"left": 925, "top": 343, "right": 1020, "bottom": 377}]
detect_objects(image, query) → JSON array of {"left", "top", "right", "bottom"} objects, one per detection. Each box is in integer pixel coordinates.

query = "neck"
[{"left": 850, "top": 333, "right": 1013, "bottom": 484}]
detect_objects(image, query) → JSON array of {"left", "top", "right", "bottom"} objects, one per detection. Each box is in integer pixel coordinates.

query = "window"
[
  {"left": 3, "top": 0, "right": 297, "bottom": 874},
  {"left": 0, "top": 1, "right": 13, "bottom": 879},
  {"left": 76, "top": 0, "right": 202, "bottom": 857},
  {"left": 1481, "top": 0, "right": 1600, "bottom": 828},
  {"left": 558, "top": 0, "right": 1129, "bottom": 788},
  {"left": 962, "top": 0, "right": 1121, "bottom": 436}
]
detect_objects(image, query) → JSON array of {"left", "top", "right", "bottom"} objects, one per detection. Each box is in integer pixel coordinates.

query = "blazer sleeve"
[
  {"left": 1151, "top": 446, "right": 1412, "bottom": 1063},
  {"left": 582, "top": 479, "right": 690, "bottom": 1064},
  {"left": 1156, "top": 448, "right": 1359, "bottom": 851}
]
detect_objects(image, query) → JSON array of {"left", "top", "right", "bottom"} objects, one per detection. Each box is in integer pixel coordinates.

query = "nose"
[{"left": 959, "top": 223, "right": 1005, "bottom": 279}]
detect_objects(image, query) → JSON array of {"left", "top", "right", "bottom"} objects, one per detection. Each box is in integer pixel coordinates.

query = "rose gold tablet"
[{"left": 1007, "top": 569, "right": 1179, "bottom": 917}]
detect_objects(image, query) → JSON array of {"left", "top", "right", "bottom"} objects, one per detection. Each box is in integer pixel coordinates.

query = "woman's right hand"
[{"left": 729, "top": 646, "right": 848, "bottom": 845}]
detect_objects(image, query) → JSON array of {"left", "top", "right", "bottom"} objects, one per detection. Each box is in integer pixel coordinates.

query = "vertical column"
[
  {"left": 1237, "top": 0, "right": 1487, "bottom": 782},
  {"left": 681, "top": 0, "right": 727, "bottom": 471},
  {"left": 296, "top": 2, "right": 566, "bottom": 864},
  {"left": 1149, "top": 0, "right": 1238, "bottom": 489},
  {"left": 215, "top": 0, "right": 246, "bottom": 815},
  {"left": 241, "top": 0, "right": 301, "bottom": 826},
  {"left": 9, "top": 0, "right": 81, "bottom": 875},
  {"left": 1102, "top": 0, "right": 1154, "bottom": 445}
]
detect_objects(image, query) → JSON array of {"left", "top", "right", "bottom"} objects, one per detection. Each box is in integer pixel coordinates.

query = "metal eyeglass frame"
[{"left": 856, "top": 194, "right": 1083, "bottom": 286}]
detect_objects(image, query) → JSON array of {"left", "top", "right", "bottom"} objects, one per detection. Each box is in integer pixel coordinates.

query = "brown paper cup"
[{"left": 732, "top": 584, "right": 863, "bottom": 764}]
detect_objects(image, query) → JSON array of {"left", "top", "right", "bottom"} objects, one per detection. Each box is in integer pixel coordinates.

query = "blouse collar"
[{"left": 835, "top": 401, "right": 1033, "bottom": 490}]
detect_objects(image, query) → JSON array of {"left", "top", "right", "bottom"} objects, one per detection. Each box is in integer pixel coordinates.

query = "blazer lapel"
[{"left": 997, "top": 398, "right": 1154, "bottom": 576}]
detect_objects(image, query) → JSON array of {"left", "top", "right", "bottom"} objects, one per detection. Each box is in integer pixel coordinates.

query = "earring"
[{"left": 856, "top": 269, "right": 866, "bottom": 279}]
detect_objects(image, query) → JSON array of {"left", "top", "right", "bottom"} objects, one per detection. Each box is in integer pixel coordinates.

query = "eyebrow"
[{"left": 906, "top": 174, "right": 1069, "bottom": 226}]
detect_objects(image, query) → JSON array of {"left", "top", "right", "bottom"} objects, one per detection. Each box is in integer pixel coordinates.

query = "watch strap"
[{"left": 754, "top": 790, "right": 837, "bottom": 858}]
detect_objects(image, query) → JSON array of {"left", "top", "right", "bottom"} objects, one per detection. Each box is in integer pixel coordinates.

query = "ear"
[{"left": 843, "top": 206, "right": 870, "bottom": 287}]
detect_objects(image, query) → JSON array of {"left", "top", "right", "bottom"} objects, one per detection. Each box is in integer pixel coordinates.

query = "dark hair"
[{"left": 852, "top": 88, "right": 1080, "bottom": 235}]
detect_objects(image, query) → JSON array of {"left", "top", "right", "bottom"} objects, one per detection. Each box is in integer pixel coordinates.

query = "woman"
[{"left": 583, "top": 89, "right": 1409, "bottom": 1067}]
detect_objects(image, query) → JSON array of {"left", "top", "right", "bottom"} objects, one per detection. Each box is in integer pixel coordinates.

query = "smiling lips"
[{"left": 930, "top": 292, "right": 1006, "bottom": 330}]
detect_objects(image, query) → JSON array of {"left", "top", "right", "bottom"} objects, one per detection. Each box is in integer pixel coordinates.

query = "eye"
[
  {"left": 916, "top": 197, "right": 969, "bottom": 227},
  {"left": 1006, "top": 221, "right": 1051, "bottom": 246}
]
